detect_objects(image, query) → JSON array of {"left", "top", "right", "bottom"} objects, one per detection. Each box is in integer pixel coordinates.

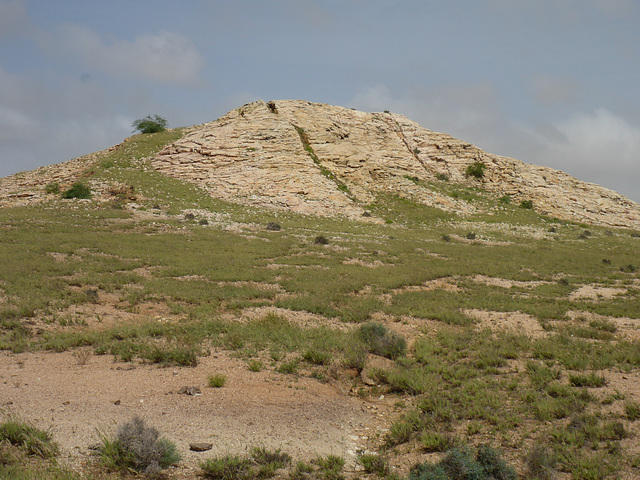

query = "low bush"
[
  {"left": 98, "top": 417, "right": 180, "bottom": 475},
  {"left": 45, "top": 182, "right": 60, "bottom": 194},
  {"left": 62, "top": 182, "right": 91, "bottom": 199},
  {"left": 357, "top": 322, "right": 406, "bottom": 360},
  {"left": 409, "top": 445, "right": 516, "bottom": 480},
  {"left": 465, "top": 161, "right": 486, "bottom": 179},
  {"left": 314, "top": 235, "right": 329, "bottom": 245},
  {"left": 525, "top": 445, "right": 556, "bottom": 480},
  {"left": 625, "top": 401, "right": 640, "bottom": 421},
  {"left": 266, "top": 222, "right": 281, "bottom": 231},
  {"left": 420, "top": 431, "right": 457, "bottom": 453},
  {"left": 358, "top": 453, "right": 390, "bottom": 476},
  {"left": 132, "top": 114, "right": 168, "bottom": 134},
  {"left": 251, "top": 446, "right": 291, "bottom": 469},
  {"left": 200, "top": 454, "right": 253, "bottom": 480},
  {"left": 314, "top": 455, "right": 345, "bottom": 480},
  {"left": 568, "top": 372, "right": 607, "bottom": 388},
  {"left": 208, "top": 373, "right": 228, "bottom": 388},
  {"left": 520, "top": 200, "right": 534, "bottom": 209},
  {"left": 247, "top": 359, "right": 264, "bottom": 372},
  {"left": 0, "top": 418, "right": 59, "bottom": 459}
]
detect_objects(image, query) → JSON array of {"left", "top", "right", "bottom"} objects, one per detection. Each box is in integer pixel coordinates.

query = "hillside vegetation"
[{"left": 1, "top": 127, "right": 640, "bottom": 479}]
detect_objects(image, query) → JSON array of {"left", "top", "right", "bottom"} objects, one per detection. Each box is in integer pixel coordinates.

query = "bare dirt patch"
[
  {"left": 569, "top": 285, "right": 628, "bottom": 301},
  {"left": 466, "top": 309, "right": 547, "bottom": 338},
  {"left": 0, "top": 349, "right": 376, "bottom": 478}
]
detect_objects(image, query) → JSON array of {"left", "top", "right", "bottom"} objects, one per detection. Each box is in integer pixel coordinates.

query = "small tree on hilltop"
[{"left": 132, "top": 114, "right": 168, "bottom": 134}]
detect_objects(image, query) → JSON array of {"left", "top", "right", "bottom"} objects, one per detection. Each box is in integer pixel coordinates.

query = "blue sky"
[{"left": 1, "top": 0, "right": 639, "bottom": 202}]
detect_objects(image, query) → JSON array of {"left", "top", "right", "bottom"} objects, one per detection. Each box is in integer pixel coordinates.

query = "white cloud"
[
  {"left": 538, "top": 109, "right": 640, "bottom": 170},
  {"left": 52, "top": 25, "right": 204, "bottom": 86}
]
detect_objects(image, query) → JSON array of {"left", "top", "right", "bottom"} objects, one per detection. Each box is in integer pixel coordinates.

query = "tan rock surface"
[
  {"left": 151, "top": 100, "right": 640, "bottom": 229},
  {"left": 2, "top": 99, "right": 639, "bottom": 229}
]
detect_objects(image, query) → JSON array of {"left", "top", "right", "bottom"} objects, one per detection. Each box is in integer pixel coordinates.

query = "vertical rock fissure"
[{"left": 291, "top": 124, "right": 355, "bottom": 200}]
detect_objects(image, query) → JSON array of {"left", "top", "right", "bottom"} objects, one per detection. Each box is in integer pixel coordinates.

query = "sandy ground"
[{"left": 0, "top": 349, "right": 392, "bottom": 478}]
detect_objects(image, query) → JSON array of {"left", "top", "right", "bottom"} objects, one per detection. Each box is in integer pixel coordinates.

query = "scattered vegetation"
[
  {"left": 200, "top": 448, "right": 292, "bottom": 480},
  {"left": 409, "top": 445, "right": 516, "bottom": 480},
  {"left": 2, "top": 126, "right": 640, "bottom": 479}
]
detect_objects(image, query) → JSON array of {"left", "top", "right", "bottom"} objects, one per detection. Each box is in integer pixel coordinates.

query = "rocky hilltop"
[
  {"left": 153, "top": 100, "right": 640, "bottom": 228},
  {"left": 2, "top": 99, "right": 639, "bottom": 229}
]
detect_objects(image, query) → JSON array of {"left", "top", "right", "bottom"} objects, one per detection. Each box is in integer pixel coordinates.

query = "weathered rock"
[
  {"left": 151, "top": 100, "right": 640, "bottom": 229},
  {"left": 177, "top": 386, "right": 201, "bottom": 396},
  {"left": 2, "top": 99, "right": 639, "bottom": 230},
  {"left": 189, "top": 442, "right": 213, "bottom": 452}
]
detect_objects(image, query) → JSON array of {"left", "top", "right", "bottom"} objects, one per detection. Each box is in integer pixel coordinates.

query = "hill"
[
  {"left": 2, "top": 99, "right": 640, "bottom": 229},
  {"left": 0, "top": 101, "right": 639, "bottom": 480}
]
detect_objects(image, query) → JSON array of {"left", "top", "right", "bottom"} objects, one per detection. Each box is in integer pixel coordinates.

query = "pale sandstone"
[
  {"left": 2, "top": 99, "right": 639, "bottom": 229},
  {"left": 152, "top": 100, "right": 640, "bottom": 228}
]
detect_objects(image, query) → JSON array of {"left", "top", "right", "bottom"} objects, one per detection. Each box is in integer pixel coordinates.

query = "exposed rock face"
[
  {"left": 1, "top": 99, "right": 638, "bottom": 229},
  {"left": 152, "top": 100, "right": 640, "bottom": 229}
]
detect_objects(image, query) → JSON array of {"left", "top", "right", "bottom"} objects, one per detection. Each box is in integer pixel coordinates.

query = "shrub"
[
  {"left": 520, "top": 200, "right": 534, "bottom": 209},
  {"left": 266, "top": 222, "right": 281, "bottom": 231},
  {"left": 568, "top": 372, "right": 607, "bottom": 388},
  {"left": 276, "top": 358, "right": 299, "bottom": 375},
  {"left": 315, "top": 455, "right": 345, "bottom": 480},
  {"left": 409, "top": 445, "right": 516, "bottom": 480},
  {"left": 358, "top": 322, "right": 406, "bottom": 360},
  {"left": 132, "top": 114, "right": 168, "bottom": 134},
  {"left": 45, "top": 182, "right": 60, "bottom": 194},
  {"left": 314, "top": 235, "right": 329, "bottom": 245},
  {"left": 358, "top": 453, "right": 390, "bottom": 476},
  {"left": 420, "top": 431, "right": 457, "bottom": 452},
  {"left": 625, "top": 401, "right": 640, "bottom": 421},
  {"left": 465, "top": 161, "right": 486, "bottom": 179},
  {"left": 342, "top": 341, "right": 368, "bottom": 373},
  {"left": 200, "top": 454, "right": 253, "bottom": 480},
  {"left": 247, "top": 359, "right": 263, "bottom": 372},
  {"left": 498, "top": 195, "right": 511, "bottom": 205},
  {"left": 525, "top": 445, "right": 556, "bottom": 480},
  {"left": 208, "top": 373, "right": 227, "bottom": 388},
  {"left": 62, "top": 182, "right": 91, "bottom": 199},
  {"left": 436, "top": 173, "right": 449, "bottom": 181},
  {"left": 303, "top": 348, "right": 332, "bottom": 365},
  {"left": 251, "top": 446, "right": 291, "bottom": 469},
  {"left": 98, "top": 417, "right": 180, "bottom": 474},
  {"left": 0, "top": 418, "right": 59, "bottom": 458}
]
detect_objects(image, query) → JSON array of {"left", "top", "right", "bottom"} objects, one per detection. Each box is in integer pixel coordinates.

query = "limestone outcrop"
[
  {"left": 152, "top": 100, "right": 640, "bottom": 229},
  {"left": 1, "top": 99, "right": 638, "bottom": 229}
]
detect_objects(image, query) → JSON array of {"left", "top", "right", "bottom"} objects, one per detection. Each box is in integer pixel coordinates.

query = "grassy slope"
[{"left": 1, "top": 130, "right": 639, "bottom": 479}]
